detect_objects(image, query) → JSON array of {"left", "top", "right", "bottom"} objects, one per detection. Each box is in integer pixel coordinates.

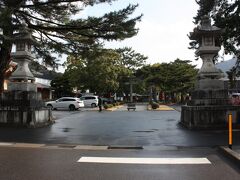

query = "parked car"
[
  {"left": 80, "top": 95, "right": 98, "bottom": 107},
  {"left": 46, "top": 97, "right": 84, "bottom": 111}
]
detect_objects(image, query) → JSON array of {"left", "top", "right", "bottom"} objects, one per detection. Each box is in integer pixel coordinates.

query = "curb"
[
  {"left": 0, "top": 142, "right": 144, "bottom": 150},
  {"left": 218, "top": 146, "right": 240, "bottom": 168}
]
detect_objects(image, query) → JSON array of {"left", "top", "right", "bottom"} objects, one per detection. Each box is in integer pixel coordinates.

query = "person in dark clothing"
[{"left": 98, "top": 96, "right": 103, "bottom": 112}]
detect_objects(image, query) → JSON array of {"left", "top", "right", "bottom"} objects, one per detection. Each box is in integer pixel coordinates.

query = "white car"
[
  {"left": 46, "top": 97, "right": 84, "bottom": 111},
  {"left": 80, "top": 95, "right": 98, "bottom": 107}
]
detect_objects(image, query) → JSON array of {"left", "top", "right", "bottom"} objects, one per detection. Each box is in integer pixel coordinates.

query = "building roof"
[{"left": 36, "top": 82, "right": 51, "bottom": 89}]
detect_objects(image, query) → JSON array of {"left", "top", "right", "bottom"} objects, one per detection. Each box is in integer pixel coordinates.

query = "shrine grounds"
[{"left": 0, "top": 104, "right": 239, "bottom": 148}]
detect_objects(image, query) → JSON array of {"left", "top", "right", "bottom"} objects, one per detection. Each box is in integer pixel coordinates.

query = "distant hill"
[{"left": 216, "top": 58, "right": 237, "bottom": 73}]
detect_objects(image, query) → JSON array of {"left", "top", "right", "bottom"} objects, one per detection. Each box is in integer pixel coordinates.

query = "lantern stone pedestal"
[
  {"left": 0, "top": 25, "right": 53, "bottom": 128},
  {"left": 180, "top": 16, "right": 240, "bottom": 129},
  {"left": 0, "top": 91, "right": 53, "bottom": 128}
]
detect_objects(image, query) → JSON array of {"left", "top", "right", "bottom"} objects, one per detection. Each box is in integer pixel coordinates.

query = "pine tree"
[{"left": 0, "top": 0, "right": 142, "bottom": 92}]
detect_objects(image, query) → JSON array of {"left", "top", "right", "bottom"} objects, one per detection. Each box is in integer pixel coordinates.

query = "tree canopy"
[
  {"left": 135, "top": 59, "right": 198, "bottom": 101},
  {"left": 0, "top": 0, "right": 142, "bottom": 91},
  {"left": 62, "top": 47, "right": 147, "bottom": 96}
]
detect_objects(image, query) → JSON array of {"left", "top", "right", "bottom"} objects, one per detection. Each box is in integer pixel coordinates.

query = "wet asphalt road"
[
  {"left": 0, "top": 104, "right": 239, "bottom": 179},
  {"left": 0, "top": 146, "right": 239, "bottom": 180},
  {"left": 0, "top": 104, "right": 239, "bottom": 147}
]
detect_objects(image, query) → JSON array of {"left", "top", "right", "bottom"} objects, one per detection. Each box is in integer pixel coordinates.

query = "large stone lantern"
[
  {"left": 8, "top": 24, "right": 37, "bottom": 92},
  {"left": 181, "top": 16, "right": 240, "bottom": 129},
  {"left": 0, "top": 24, "right": 53, "bottom": 128},
  {"left": 190, "top": 16, "right": 224, "bottom": 90}
]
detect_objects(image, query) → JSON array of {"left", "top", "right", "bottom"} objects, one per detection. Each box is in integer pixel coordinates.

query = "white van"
[{"left": 80, "top": 95, "right": 98, "bottom": 107}]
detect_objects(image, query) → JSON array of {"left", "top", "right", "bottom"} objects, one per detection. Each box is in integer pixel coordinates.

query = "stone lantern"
[
  {"left": 180, "top": 15, "right": 240, "bottom": 129},
  {"left": 189, "top": 15, "right": 224, "bottom": 89},
  {"left": 8, "top": 24, "right": 37, "bottom": 92},
  {"left": 0, "top": 24, "right": 53, "bottom": 128}
]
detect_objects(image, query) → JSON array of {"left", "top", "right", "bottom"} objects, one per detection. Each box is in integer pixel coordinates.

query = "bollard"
[{"left": 228, "top": 113, "right": 233, "bottom": 149}]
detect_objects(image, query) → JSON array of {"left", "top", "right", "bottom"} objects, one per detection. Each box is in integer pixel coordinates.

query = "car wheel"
[
  {"left": 69, "top": 104, "right": 76, "bottom": 111},
  {"left": 47, "top": 104, "right": 53, "bottom": 110},
  {"left": 91, "top": 103, "right": 97, "bottom": 108}
]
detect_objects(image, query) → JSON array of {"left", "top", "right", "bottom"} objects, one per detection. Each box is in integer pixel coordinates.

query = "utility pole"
[
  {"left": 149, "top": 85, "right": 153, "bottom": 103},
  {"left": 125, "top": 77, "right": 137, "bottom": 103}
]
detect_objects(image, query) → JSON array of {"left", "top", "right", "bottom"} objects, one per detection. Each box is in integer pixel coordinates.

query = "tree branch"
[
  {"left": 16, "top": 10, "right": 68, "bottom": 27},
  {"left": 20, "top": 0, "right": 113, "bottom": 8},
  {"left": 21, "top": 0, "right": 81, "bottom": 8}
]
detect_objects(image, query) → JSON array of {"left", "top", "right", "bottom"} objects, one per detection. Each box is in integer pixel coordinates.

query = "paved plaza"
[
  {"left": 0, "top": 104, "right": 239, "bottom": 180},
  {"left": 0, "top": 104, "right": 239, "bottom": 147}
]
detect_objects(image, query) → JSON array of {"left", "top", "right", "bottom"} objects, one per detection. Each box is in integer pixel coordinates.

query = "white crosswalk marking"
[{"left": 78, "top": 157, "right": 211, "bottom": 164}]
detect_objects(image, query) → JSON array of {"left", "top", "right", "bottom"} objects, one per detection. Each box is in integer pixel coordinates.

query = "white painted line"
[
  {"left": 78, "top": 157, "right": 211, "bottom": 164},
  {"left": 0, "top": 142, "right": 14, "bottom": 146}
]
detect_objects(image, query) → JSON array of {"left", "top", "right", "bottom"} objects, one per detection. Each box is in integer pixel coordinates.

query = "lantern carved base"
[
  {"left": 181, "top": 105, "right": 240, "bottom": 129},
  {"left": 0, "top": 91, "right": 54, "bottom": 128},
  {"left": 8, "top": 82, "right": 37, "bottom": 92},
  {"left": 181, "top": 88, "right": 240, "bottom": 129}
]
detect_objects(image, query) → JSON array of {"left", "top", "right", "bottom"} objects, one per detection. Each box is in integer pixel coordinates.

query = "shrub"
[
  {"left": 108, "top": 104, "right": 113, "bottom": 108},
  {"left": 151, "top": 102, "right": 159, "bottom": 109},
  {"left": 104, "top": 104, "right": 114, "bottom": 109},
  {"left": 104, "top": 104, "right": 108, "bottom": 109}
]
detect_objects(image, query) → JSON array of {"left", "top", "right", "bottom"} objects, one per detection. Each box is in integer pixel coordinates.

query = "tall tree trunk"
[
  {"left": 0, "top": 74, "right": 5, "bottom": 93},
  {"left": 0, "top": 49, "right": 11, "bottom": 93},
  {"left": 0, "top": 9, "right": 13, "bottom": 93}
]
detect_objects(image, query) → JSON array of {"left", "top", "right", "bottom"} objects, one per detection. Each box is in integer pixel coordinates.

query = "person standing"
[{"left": 98, "top": 96, "right": 102, "bottom": 112}]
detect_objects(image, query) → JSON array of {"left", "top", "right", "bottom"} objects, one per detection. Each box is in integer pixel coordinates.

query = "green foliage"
[
  {"left": 51, "top": 74, "right": 74, "bottom": 98},
  {"left": 103, "top": 104, "right": 108, "bottom": 109},
  {"left": 116, "top": 47, "right": 147, "bottom": 70},
  {"left": 64, "top": 47, "right": 147, "bottom": 95},
  {"left": 194, "top": 0, "right": 216, "bottom": 24},
  {"left": 103, "top": 102, "right": 122, "bottom": 109},
  {"left": 103, "top": 104, "right": 114, "bottom": 109},
  {"left": 136, "top": 59, "right": 198, "bottom": 96},
  {"left": 0, "top": 0, "right": 142, "bottom": 91},
  {"left": 65, "top": 48, "right": 121, "bottom": 94},
  {"left": 115, "top": 47, "right": 147, "bottom": 96}
]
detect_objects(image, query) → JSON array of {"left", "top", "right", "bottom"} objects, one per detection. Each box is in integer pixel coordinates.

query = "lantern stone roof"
[
  {"left": 189, "top": 15, "right": 222, "bottom": 40},
  {"left": 13, "top": 24, "right": 37, "bottom": 45}
]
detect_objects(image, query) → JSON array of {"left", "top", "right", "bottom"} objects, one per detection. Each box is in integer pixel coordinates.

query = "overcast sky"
[
  {"left": 80, "top": 0, "right": 200, "bottom": 67},
  {"left": 57, "top": 0, "right": 232, "bottom": 72}
]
